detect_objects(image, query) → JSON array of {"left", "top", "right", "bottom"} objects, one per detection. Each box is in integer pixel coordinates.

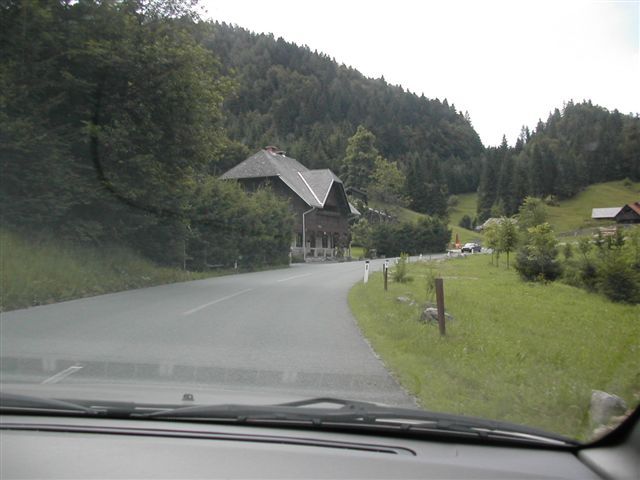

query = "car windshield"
[{"left": 1, "top": 0, "right": 638, "bottom": 444}]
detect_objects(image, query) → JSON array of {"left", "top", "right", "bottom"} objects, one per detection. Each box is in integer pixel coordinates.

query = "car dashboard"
[{"left": 3, "top": 413, "right": 635, "bottom": 479}]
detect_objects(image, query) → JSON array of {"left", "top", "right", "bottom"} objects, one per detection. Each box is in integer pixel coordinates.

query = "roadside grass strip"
[
  {"left": 1, "top": 230, "right": 237, "bottom": 311},
  {"left": 349, "top": 255, "right": 640, "bottom": 439}
]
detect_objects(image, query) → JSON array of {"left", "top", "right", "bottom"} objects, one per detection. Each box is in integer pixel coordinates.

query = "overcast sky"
[{"left": 201, "top": 0, "right": 639, "bottom": 147}]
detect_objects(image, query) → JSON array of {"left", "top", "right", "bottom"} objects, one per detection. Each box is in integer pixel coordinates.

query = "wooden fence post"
[
  {"left": 383, "top": 264, "right": 388, "bottom": 291},
  {"left": 435, "top": 277, "right": 446, "bottom": 336}
]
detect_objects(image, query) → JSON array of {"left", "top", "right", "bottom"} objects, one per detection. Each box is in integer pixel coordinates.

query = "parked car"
[{"left": 461, "top": 242, "right": 481, "bottom": 253}]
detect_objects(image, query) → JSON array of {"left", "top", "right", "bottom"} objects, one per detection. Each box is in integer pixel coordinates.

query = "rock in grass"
[
  {"left": 396, "top": 296, "right": 416, "bottom": 306},
  {"left": 590, "top": 390, "right": 627, "bottom": 428},
  {"left": 420, "top": 307, "right": 454, "bottom": 324}
]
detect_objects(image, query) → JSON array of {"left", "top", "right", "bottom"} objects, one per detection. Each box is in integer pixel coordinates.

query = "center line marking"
[
  {"left": 182, "top": 288, "right": 253, "bottom": 316},
  {"left": 41, "top": 365, "right": 83, "bottom": 384},
  {"left": 276, "top": 273, "right": 313, "bottom": 283}
]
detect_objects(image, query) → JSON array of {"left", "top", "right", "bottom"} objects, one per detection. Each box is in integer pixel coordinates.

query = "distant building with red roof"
[{"left": 614, "top": 202, "right": 640, "bottom": 224}]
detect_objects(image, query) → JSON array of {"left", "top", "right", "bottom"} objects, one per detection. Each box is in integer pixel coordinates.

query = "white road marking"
[
  {"left": 276, "top": 273, "right": 313, "bottom": 283},
  {"left": 41, "top": 365, "right": 83, "bottom": 384},
  {"left": 182, "top": 288, "right": 253, "bottom": 316}
]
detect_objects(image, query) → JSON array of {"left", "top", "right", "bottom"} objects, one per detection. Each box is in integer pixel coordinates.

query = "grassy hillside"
[
  {"left": 368, "top": 201, "right": 424, "bottom": 223},
  {"left": 548, "top": 180, "right": 640, "bottom": 234},
  {"left": 353, "top": 179, "right": 638, "bottom": 254},
  {"left": 446, "top": 180, "right": 640, "bottom": 238},
  {"left": 448, "top": 192, "right": 478, "bottom": 226},
  {"left": 349, "top": 255, "right": 640, "bottom": 440},
  {"left": 447, "top": 193, "right": 484, "bottom": 245},
  {"left": 0, "top": 230, "right": 243, "bottom": 312}
]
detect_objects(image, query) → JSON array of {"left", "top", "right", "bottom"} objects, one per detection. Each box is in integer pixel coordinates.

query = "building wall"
[
  {"left": 236, "top": 177, "right": 351, "bottom": 249},
  {"left": 616, "top": 209, "right": 640, "bottom": 224}
]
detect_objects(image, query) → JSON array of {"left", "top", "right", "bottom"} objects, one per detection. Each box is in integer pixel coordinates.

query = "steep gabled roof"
[
  {"left": 221, "top": 149, "right": 356, "bottom": 214},
  {"left": 221, "top": 149, "right": 320, "bottom": 206},
  {"left": 592, "top": 207, "right": 622, "bottom": 219},
  {"left": 628, "top": 202, "right": 640, "bottom": 216},
  {"left": 221, "top": 149, "right": 309, "bottom": 178},
  {"left": 299, "top": 169, "right": 342, "bottom": 205}
]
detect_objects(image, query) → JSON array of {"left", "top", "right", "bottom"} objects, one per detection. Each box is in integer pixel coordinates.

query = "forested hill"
[
  {"left": 3, "top": 0, "right": 638, "bottom": 273},
  {"left": 476, "top": 101, "right": 640, "bottom": 221},
  {"left": 199, "top": 22, "right": 485, "bottom": 195}
]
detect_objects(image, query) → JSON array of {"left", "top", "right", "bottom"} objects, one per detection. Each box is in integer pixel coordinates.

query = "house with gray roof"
[
  {"left": 591, "top": 207, "right": 622, "bottom": 220},
  {"left": 591, "top": 203, "right": 640, "bottom": 224},
  {"left": 221, "top": 147, "right": 359, "bottom": 259}
]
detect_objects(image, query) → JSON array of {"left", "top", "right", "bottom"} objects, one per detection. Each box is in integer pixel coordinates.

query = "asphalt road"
[{"left": 0, "top": 257, "right": 443, "bottom": 406}]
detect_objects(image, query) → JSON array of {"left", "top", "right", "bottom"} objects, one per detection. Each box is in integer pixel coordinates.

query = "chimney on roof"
[{"left": 265, "top": 145, "right": 285, "bottom": 156}]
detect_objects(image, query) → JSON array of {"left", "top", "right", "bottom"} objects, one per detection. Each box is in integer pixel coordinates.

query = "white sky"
[{"left": 201, "top": 0, "right": 639, "bottom": 147}]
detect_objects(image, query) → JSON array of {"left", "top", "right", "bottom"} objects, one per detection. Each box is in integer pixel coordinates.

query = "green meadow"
[{"left": 349, "top": 254, "right": 639, "bottom": 439}]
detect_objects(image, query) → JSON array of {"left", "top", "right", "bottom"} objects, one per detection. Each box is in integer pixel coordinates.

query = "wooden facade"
[{"left": 615, "top": 202, "right": 640, "bottom": 224}]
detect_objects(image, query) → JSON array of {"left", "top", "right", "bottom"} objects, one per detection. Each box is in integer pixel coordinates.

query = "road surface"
[{"left": 1, "top": 257, "right": 442, "bottom": 406}]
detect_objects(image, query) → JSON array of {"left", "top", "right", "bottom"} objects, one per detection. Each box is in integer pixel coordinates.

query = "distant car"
[{"left": 461, "top": 242, "right": 481, "bottom": 253}]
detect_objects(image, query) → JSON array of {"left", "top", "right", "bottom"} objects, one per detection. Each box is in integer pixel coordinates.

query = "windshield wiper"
[
  {"left": 141, "top": 397, "right": 576, "bottom": 446},
  {"left": 0, "top": 392, "right": 101, "bottom": 416},
  {"left": 0, "top": 393, "right": 575, "bottom": 446},
  {"left": 0, "top": 392, "right": 142, "bottom": 418}
]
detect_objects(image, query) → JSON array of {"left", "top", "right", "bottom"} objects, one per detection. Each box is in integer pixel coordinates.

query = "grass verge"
[
  {"left": 448, "top": 192, "right": 478, "bottom": 226},
  {"left": 349, "top": 254, "right": 639, "bottom": 439},
  {"left": 1, "top": 229, "right": 267, "bottom": 312},
  {"left": 547, "top": 180, "right": 640, "bottom": 234}
]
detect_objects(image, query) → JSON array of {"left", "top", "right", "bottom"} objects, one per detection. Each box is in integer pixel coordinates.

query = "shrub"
[
  {"left": 578, "top": 237, "right": 592, "bottom": 260},
  {"left": 516, "top": 249, "right": 562, "bottom": 282},
  {"left": 458, "top": 214, "right": 473, "bottom": 230},
  {"left": 563, "top": 243, "right": 573, "bottom": 260},
  {"left": 515, "top": 223, "right": 562, "bottom": 281},
  {"left": 351, "top": 218, "right": 373, "bottom": 252},
  {"left": 369, "top": 217, "right": 451, "bottom": 257},
  {"left": 629, "top": 228, "right": 640, "bottom": 268},
  {"left": 424, "top": 267, "right": 437, "bottom": 301},
  {"left": 484, "top": 223, "right": 500, "bottom": 265},
  {"left": 561, "top": 258, "right": 598, "bottom": 291},
  {"left": 498, "top": 217, "right": 519, "bottom": 268},
  {"left": 393, "top": 253, "right": 412, "bottom": 283},
  {"left": 561, "top": 261, "right": 582, "bottom": 288},
  {"left": 597, "top": 255, "right": 640, "bottom": 303},
  {"left": 580, "top": 261, "right": 599, "bottom": 291}
]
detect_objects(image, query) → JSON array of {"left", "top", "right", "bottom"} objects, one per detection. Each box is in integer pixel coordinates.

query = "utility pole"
[{"left": 302, "top": 207, "right": 315, "bottom": 262}]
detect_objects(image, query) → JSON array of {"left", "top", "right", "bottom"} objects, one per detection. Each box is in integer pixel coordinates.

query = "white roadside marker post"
[{"left": 364, "top": 260, "right": 370, "bottom": 284}]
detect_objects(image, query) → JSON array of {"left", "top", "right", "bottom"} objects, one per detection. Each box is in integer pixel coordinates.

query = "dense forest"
[
  {"left": 2, "top": 0, "right": 638, "bottom": 269},
  {"left": 0, "top": 0, "right": 294, "bottom": 269},
  {"left": 0, "top": 0, "right": 475, "bottom": 265},
  {"left": 198, "top": 22, "right": 639, "bottom": 220},
  {"left": 201, "top": 21, "right": 485, "bottom": 198},
  {"left": 476, "top": 102, "right": 640, "bottom": 221}
]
